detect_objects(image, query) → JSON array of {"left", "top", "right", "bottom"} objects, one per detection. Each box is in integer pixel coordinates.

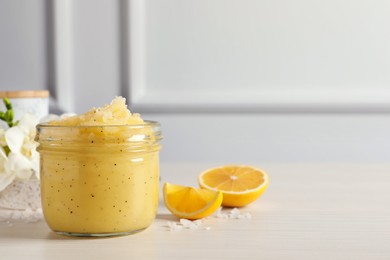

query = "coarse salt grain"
[
  {"left": 243, "top": 212, "right": 252, "bottom": 219},
  {"left": 167, "top": 221, "right": 183, "bottom": 231},
  {"left": 167, "top": 218, "right": 206, "bottom": 231},
  {"left": 166, "top": 207, "right": 252, "bottom": 232},
  {"left": 214, "top": 208, "right": 252, "bottom": 220}
]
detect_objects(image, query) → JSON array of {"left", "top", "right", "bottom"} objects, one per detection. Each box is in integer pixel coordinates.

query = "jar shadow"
[
  {"left": 155, "top": 213, "right": 177, "bottom": 221},
  {"left": 45, "top": 232, "right": 121, "bottom": 240}
]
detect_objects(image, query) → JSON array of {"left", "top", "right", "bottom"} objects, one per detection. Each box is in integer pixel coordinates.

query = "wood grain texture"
[
  {"left": 0, "top": 90, "right": 49, "bottom": 98},
  {"left": 1, "top": 163, "right": 390, "bottom": 259}
]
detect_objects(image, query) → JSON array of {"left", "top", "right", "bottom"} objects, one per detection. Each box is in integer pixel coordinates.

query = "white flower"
[
  {"left": 0, "top": 113, "right": 40, "bottom": 192},
  {"left": 0, "top": 147, "right": 14, "bottom": 192},
  {"left": 0, "top": 128, "right": 6, "bottom": 147}
]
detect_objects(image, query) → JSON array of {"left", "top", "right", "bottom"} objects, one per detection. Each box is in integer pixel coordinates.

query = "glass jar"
[
  {"left": 35, "top": 121, "right": 162, "bottom": 237},
  {"left": 0, "top": 90, "right": 49, "bottom": 120}
]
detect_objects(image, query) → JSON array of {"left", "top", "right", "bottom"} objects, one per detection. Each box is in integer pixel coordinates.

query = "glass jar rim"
[
  {"left": 36, "top": 120, "right": 160, "bottom": 130},
  {"left": 35, "top": 120, "right": 162, "bottom": 146}
]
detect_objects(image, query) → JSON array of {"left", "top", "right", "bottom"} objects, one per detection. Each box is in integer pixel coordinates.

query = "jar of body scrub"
[
  {"left": 35, "top": 121, "right": 162, "bottom": 236},
  {"left": 35, "top": 97, "right": 162, "bottom": 236}
]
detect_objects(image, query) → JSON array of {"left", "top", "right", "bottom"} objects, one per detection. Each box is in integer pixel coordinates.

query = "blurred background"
[{"left": 1, "top": 0, "right": 390, "bottom": 163}]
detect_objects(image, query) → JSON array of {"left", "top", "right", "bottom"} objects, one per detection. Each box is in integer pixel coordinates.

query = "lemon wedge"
[{"left": 163, "top": 182, "right": 222, "bottom": 220}]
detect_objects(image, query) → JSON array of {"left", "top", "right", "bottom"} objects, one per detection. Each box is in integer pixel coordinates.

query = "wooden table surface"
[{"left": 1, "top": 163, "right": 390, "bottom": 260}]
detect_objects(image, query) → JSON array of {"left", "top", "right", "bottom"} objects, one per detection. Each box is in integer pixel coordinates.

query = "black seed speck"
[
  {"left": 91, "top": 194, "right": 95, "bottom": 198},
  {"left": 70, "top": 211, "right": 73, "bottom": 214}
]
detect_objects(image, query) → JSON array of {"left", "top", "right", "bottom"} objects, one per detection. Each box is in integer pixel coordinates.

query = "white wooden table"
[{"left": 1, "top": 163, "right": 390, "bottom": 260}]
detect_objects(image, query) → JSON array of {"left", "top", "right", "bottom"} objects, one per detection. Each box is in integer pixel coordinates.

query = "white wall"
[
  {"left": 0, "top": 0, "right": 47, "bottom": 90},
  {"left": 131, "top": 0, "right": 390, "bottom": 113},
  {"left": 1, "top": 0, "right": 390, "bottom": 163},
  {"left": 146, "top": 113, "right": 390, "bottom": 163},
  {"left": 72, "top": 0, "right": 121, "bottom": 113}
]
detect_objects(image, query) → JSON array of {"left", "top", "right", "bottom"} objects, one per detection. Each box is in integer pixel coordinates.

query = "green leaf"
[
  {"left": 3, "top": 98, "right": 12, "bottom": 110},
  {"left": 5, "top": 109, "right": 13, "bottom": 122},
  {"left": 1, "top": 98, "right": 17, "bottom": 127}
]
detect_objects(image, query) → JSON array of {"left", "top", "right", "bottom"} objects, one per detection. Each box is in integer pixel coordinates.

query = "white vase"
[
  {"left": 0, "top": 90, "right": 49, "bottom": 120},
  {"left": 0, "top": 178, "right": 41, "bottom": 210}
]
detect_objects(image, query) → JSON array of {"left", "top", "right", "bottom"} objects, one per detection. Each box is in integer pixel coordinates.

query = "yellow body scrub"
[{"left": 35, "top": 97, "right": 162, "bottom": 236}]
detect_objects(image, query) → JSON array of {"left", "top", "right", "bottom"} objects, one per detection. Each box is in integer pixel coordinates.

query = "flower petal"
[
  {"left": 0, "top": 146, "right": 7, "bottom": 161},
  {"left": 30, "top": 149, "right": 40, "bottom": 179},
  {"left": 18, "top": 113, "right": 39, "bottom": 130},
  {"left": 6, "top": 153, "right": 33, "bottom": 179},
  {"left": 0, "top": 128, "right": 6, "bottom": 147},
  {"left": 5, "top": 126, "right": 24, "bottom": 153}
]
